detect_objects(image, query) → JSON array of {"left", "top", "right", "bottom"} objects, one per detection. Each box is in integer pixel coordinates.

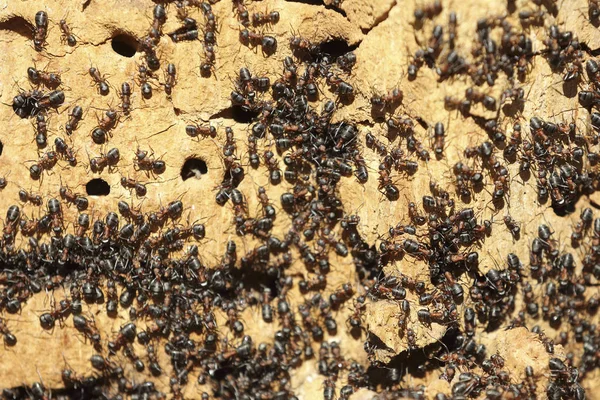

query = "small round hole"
[
  {"left": 181, "top": 158, "right": 208, "bottom": 181},
  {"left": 86, "top": 178, "right": 111, "bottom": 196},
  {"left": 319, "top": 39, "right": 354, "bottom": 58},
  {"left": 111, "top": 34, "right": 137, "bottom": 58}
]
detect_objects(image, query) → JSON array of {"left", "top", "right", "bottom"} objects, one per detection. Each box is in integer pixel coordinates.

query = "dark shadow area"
[
  {"left": 366, "top": 333, "right": 451, "bottom": 389},
  {"left": 415, "top": 117, "right": 429, "bottom": 130},
  {"left": 283, "top": 0, "right": 324, "bottom": 4},
  {"left": 231, "top": 106, "right": 260, "bottom": 123},
  {"left": 501, "top": 100, "right": 525, "bottom": 118},
  {"left": 561, "top": 79, "right": 578, "bottom": 99},
  {"left": 507, "top": 0, "right": 517, "bottom": 13},
  {"left": 540, "top": 0, "right": 558, "bottom": 16},
  {"left": 210, "top": 107, "right": 234, "bottom": 120},
  {"left": 1, "top": 380, "right": 112, "bottom": 400},
  {"left": 551, "top": 199, "right": 577, "bottom": 216},
  {"left": 229, "top": 268, "right": 281, "bottom": 299},
  {"left": 0, "top": 16, "right": 34, "bottom": 38},
  {"left": 319, "top": 38, "right": 358, "bottom": 60},
  {"left": 284, "top": 0, "right": 349, "bottom": 17}
]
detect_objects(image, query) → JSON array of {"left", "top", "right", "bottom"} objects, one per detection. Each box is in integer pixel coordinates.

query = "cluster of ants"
[
  {"left": 403, "top": 1, "right": 600, "bottom": 216},
  {"left": 10, "top": 5, "right": 184, "bottom": 195},
  {"left": 1, "top": 0, "right": 600, "bottom": 399},
  {"left": 407, "top": 2, "right": 537, "bottom": 86}
]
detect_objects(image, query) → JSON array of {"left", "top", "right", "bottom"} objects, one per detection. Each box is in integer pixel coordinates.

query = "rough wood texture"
[{"left": 0, "top": 0, "right": 599, "bottom": 398}]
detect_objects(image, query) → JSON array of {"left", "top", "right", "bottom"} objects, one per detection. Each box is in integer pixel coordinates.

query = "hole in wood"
[
  {"left": 111, "top": 34, "right": 138, "bottom": 57},
  {"left": 181, "top": 158, "right": 208, "bottom": 181},
  {"left": 86, "top": 178, "right": 111, "bottom": 196}
]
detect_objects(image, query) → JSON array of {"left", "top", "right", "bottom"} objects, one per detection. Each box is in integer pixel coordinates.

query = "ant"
[
  {"left": 465, "top": 87, "right": 496, "bottom": 111},
  {"left": 33, "top": 11, "right": 48, "bottom": 51},
  {"left": 27, "top": 65, "right": 62, "bottom": 88},
  {"left": 170, "top": 28, "right": 199, "bottom": 42},
  {"left": 408, "top": 200, "right": 426, "bottom": 225},
  {"left": 91, "top": 108, "right": 119, "bottom": 144},
  {"left": 107, "top": 322, "right": 136, "bottom": 353},
  {"left": 137, "top": 64, "right": 156, "bottom": 99},
  {"left": 54, "top": 137, "right": 77, "bottom": 166},
  {"left": 117, "top": 200, "right": 144, "bottom": 224},
  {"left": 264, "top": 150, "right": 282, "bottom": 184},
  {"left": 432, "top": 122, "right": 445, "bottom": 156},
  {"left": 119, "top": 82, "right": 132, "bottom": 115},
  {"left": 163, "top": 63, "right": 177, "bottom": 97},
  {"left": 504, "top": 215, "right": 521, "bottom": 238},
  {"left": 150, "top": 4, "right": 166, "bottom": 38},
  {"left": 120, "top": 177, "right": 148, "bottom": 197},
  {"left": 371, "top": 88, "right": 403, "bottom": 114},
  {"left": 247, "top": 135, "right": 260, "bottom": 168},
  {"left": 500, "top": 87, "right": 525, "bottom": 106},
  {"left": 408, "top": 49, "right": 426, "bottom": 79},
  {"left": 0, "top": 172, "right": 8, "bottom": 190},
  {"left": 74, "top": 213, "right": 90, "bottom": 238},
  {"left": 325, "top": 72, "right": 354, "bottom": 99},
  {"left": 387, "top": 114, "right": 415, "bottom": 134},
  {"left": 133, "top": 146, "right": 166, "bottom": 176},
  {"left": 448, "top": 11, "right": 457, "bottom": 48},
  {"left": 233, "top": 0, "right": 250, "bottom": 26},
  {"left": 29, "top": 151, "right": 58, "bottom": 180},
  {"left": 337, "top": 51, "right": 357, "bottom": 72},
  {"left": 239, "top": 29, "right": 277, "bottom": 56},
  {"left": 186, "top": 122, "right": 216, "bottom": 139},
  {"left": 88, "top": 67, "right": 110, "bottom": 95},
  {"left": 0, "top": 317, "right": 17, "bottom": 346},
  {"left": 89, "top": 148, "right": 120, "bottom": 172},
  {"left": 378, "top": 166, "right": 400, "bottom": 200},
  {"left": 73, "top": 315, "right": 102, "bottom": 350},
  {"left": 289, "top": 30, "right": 319, "bottom": 56},
  {"left": 39, "top": 303, "right": 71, "bottom": 329},
  {"left": 365, "top": 132, "right": 388, "bottom": 156},
  {"left": 252, "top": 10, "right": 280, "bottom": 26},
  {"left": 34, "top": 114, "right": 48, "bottom": 148},
  {"left": 18, "top": 189, "right": 43, "bottom": 206},
  {"left": 590, "top": 0, "right": 600, "bottom": 22},
  {"left": 59, "top": 184, "right": 88, "bottom": 211},
  {"left": 518, "top": 9, "right": 545, "bottom": 26},
  {"left": 223, "top": 126, "right": 237, "bottom": 156},
  {"left": 200, "top": 44, "right": 216, "bottom": 77},
  {"left": 65, "top": 105, "right": 83, "bottom": 135},
  {"left": 59, "top": 18, "right": 77, "bottom": 46},
  {"left": 414, "top": 0, "right": 443, "bottom": 25},
  {"left": 2, "top": 205, "right": 21, "bottom": 244},
  {"left": 444, "top": 95, "right": 471, "bottom": 115}
]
